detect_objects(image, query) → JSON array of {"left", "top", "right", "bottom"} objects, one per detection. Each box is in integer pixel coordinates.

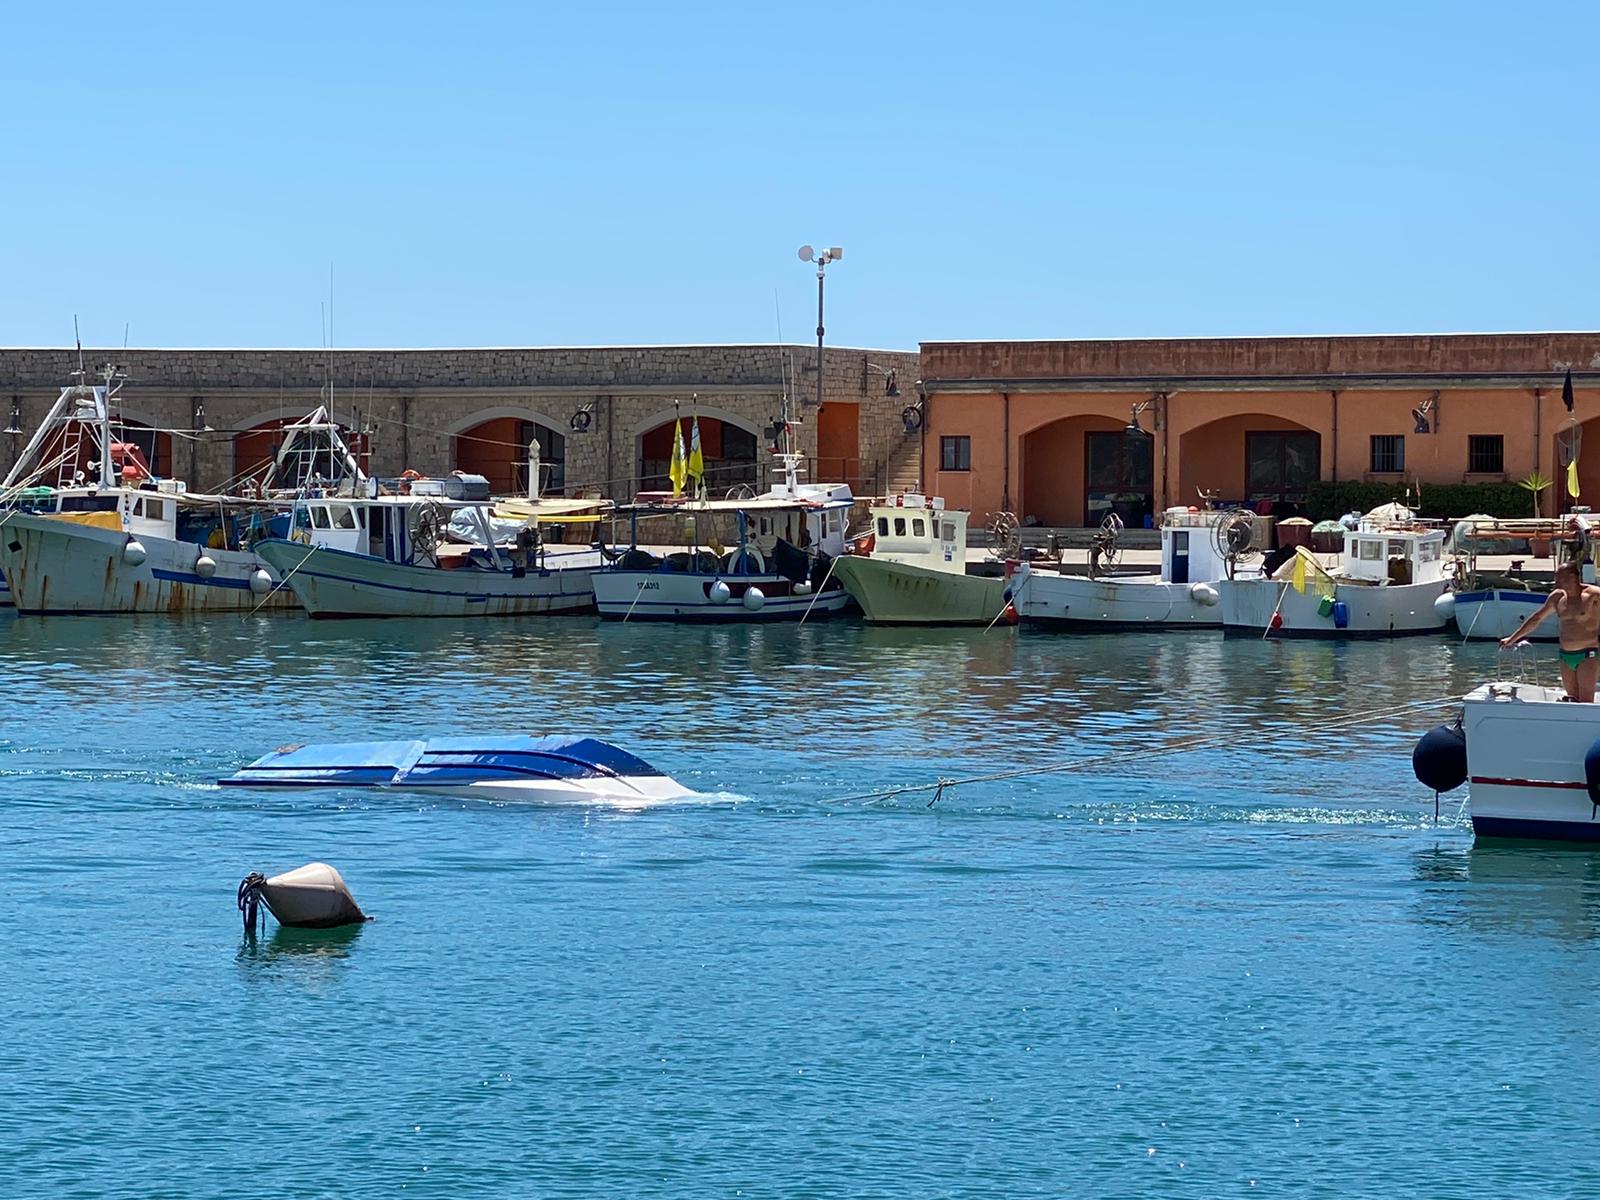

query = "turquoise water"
[{"left": 3, "top": 616, "right": 1597, "bottom": 1197}]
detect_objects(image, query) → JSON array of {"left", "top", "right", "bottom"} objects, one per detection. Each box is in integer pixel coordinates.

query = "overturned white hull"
[
  {"left": 254, "top": 538, "right": 597, "bottom": 618},
  {"left": 593, "top": 569, "right": 849, "bottom": 621},
  {"left": 1014, "top": 566, "right": 1221, "bottom": 628},
  {"left": 0, "top": 512, "right": 290, "bottom": 614},
  {"left": 1219, "top": 576, "right": 1447, "bottom": 637}
]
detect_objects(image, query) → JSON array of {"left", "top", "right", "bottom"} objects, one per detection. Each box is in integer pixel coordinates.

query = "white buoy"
[
  {"left": 194, "top": 554, "right": 217, "bottom": 580},
  {"left": 122, "top": 539, "right": 147, "bottom": 566},
  {"left": 1434, "top": 592, "right": 1457, "bottom": 622},
  {"left": 794, "top": 581, "right": 813, "bottom": 596},
  {"left": 240, "top": 862, "right": 368, "bottom": 931},
  {"left": 742, "top": 585, "right": 766, "bottom": 611},
  {"left": 708, "top": 579, "right": 732, "bottom": 604},
  {"left": 248, "top": 568, "right": 273, "bottom": 595},
  {"left": 1190, "top": 582, "right": 1220, "bottom": 607}
]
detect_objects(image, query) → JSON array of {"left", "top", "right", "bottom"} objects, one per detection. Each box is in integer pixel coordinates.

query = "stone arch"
[
  {"left": 1020, "top": 412, "right": 1145, "bottom": 527},
  {"left": 633, "top": 405, "right": 763, "bottom": 496},
  {"left": 1177, "top": 413, "right": 1321, "bottom": 514},
  {"left": 447, "top": 406, "right": 569, "bottom": 496},
  {"left": 30, "top": 405, "right": 173, "bottom": 485},
  {"left": 232, "top": 411, "right": 369, "bottom": 490}
]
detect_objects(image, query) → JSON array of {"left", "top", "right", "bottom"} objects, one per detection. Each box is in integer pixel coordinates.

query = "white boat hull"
[
  {"left": 1463, "top": 683, "right": 1600, "bottom": 841},
  {"left": 1219, "top": 577, "right": 1447, "bottom": 637},
  {"left": 0, "top": 512, "right": 291, "bottom": 614},
  {"left": 593, "top": 570, "right": 849, "bottom": 621},
  {"left": 832, "top": 555, "right": 1006, "bottom": 624},
  {"left": 254, "top": 539, "right": 596, "bottom": 618},
  {"left": 1450, "top": 588, "right": 1556, "bottom": 641},
  {"left": 1015, "top": 566, "right": 1221, "bottom": 628}
]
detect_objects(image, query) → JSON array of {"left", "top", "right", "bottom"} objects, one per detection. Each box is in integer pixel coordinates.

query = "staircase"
[{"left": 880, "top": 424, "right": 922, "bottom": 496}]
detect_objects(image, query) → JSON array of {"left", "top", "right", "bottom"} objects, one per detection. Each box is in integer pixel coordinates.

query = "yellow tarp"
[
  {"left": 47, "top": 512, "right": 122, "bottom": 531},
  {"left": 1272, "top": 545, "right": 1336, "bottom": 594}
]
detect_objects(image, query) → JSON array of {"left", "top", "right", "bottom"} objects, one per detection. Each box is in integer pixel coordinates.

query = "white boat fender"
[
  {"left": 194, "top": 554, "right": 217, "bottom": 580},
  {"left": 1189, "top": 582, "right": 1220, "bottom": 607},
  {"left": 248, "top": 568, "right": 273, "bottom": 595},
  {"left": 1434, "top": 592, "right": 1456, "bottom": 621},
  {"left": 1412, "top": 722, "right": 1467, "bottom": 818},
  {"left": 794, "top": 581, "right": 812, "bottom": 596},
  {"left": 237, "top": 862, "right": 369, "bottom": 933},
  {"left": 708, "top": 579, "right": 732, "bottom": 604},
  {"left": 742, "top": 585, "right": 766, "bottom": 611},
  {"left": 122, "top": 538, "right": 147, "bottom": 566}
]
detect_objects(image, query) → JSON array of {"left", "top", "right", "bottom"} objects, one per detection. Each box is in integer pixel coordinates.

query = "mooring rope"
[
  {"left": 237, "top": 872, "right": 266, "bottom": 935},
  {"left": 799, "top": 553, "right": 841, "bottom": 625},
  {"left": 242, "top": 544, "right": 318, "bottom": 618},
  {"left": 823, "top": 693, "right": 1463, "bottom": 807}
]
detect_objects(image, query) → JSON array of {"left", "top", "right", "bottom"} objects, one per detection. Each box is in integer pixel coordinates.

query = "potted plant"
[{"left": 1518, "top": 470, "right": 1554, "bottom": 554}]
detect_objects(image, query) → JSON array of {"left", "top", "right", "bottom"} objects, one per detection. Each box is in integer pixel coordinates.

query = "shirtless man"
[{"left": 1501, "top": 563, "right": 1600, "bottom": 701}]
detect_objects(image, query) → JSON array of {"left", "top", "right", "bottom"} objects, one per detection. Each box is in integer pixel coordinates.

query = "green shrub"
[{"left": 1305, "top": 480, "right": 1532, "bottom": 522}]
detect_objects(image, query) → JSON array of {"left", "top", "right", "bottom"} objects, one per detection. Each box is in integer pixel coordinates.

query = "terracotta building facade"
[{"left": 918, "top": 333, "right": 1600, "bottom": 526}]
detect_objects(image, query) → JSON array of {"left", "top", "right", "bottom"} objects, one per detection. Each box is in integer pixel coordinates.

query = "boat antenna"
[{"left": 73, "top": 315, "right": 85, "bottom": 381}]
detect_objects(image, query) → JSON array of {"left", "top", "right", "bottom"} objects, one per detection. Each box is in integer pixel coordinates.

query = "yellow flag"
[
  {"left": 688, "top": 415, "right": 705, "bottom": 486},
  {"left": 668, "top": 418, "right": 687, "bottom": 497},
  {"left": 1569, "top": 459, "right": 1581, "bottom": 500},
  {"left": 1291, "top": 552, "right": 1308, "bottom": 595}
]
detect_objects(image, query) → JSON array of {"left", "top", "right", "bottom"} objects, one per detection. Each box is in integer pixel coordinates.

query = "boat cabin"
[
  {"left": 290, "top": 496, "right": 526, "bottom": 569},
  {"left": 1159, "top": 508, "right": 1233, "bottom": 584},
  {"left": 1343, "top": 524, "right": 1448, "bottom": 586},
  {"left": 868, "top": 495, "right": 967, "bottom": 575}
]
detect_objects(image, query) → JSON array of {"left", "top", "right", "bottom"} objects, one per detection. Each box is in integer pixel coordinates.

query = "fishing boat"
[
  {"left": 592, "top": 447, "right": 853, "bottom": 622},
  {"left": 221, "top": 735, "right": 694, "bottom": 805},
  {"left": 1012, "top": 508, "right": 1247, "bottom": 629},
  {"left": 1217, "top": 506, "right": 1449, "bottom": 637},
  {"left": 1436, "top": 515, "right": 1593, "bottom": 641},
  {"left": 829, "top": 494, "right": 1007, "bottom": 624},
  {"left": 0, "top": 367, "right": 358, "bottom": 614},
  {"left": 1413, "top": 679, "right": 1600, "bottom": 842}
]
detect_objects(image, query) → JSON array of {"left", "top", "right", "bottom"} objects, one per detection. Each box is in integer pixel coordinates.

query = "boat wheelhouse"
[{"left": 831, "top": 494, "right": 1007, "bottom": 625}]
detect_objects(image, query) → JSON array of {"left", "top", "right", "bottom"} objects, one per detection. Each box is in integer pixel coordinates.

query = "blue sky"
[{"left": 3, "top": 2, "right": 1596, "bottom": 349}]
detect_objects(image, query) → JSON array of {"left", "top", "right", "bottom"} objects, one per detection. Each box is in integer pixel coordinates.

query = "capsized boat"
[
  {"left": 220, "top": 735, "right": 695, "bottom": 804},
  {"left": 1437, "top": 514, "right": 1594, "bottom": 641},
  {"left": 1413, "top": 680, "right": 1600, "bottom": 842},
  {"left": 0, "top": 366, "right": 360, "bottom": 614},
  {"left": 1013, "top": 507, "right": 1246, "bottom": 629},
  {"left": 830, "top": 494, "right": 1007, "bottom": 625},
  {"left": 592, "top": 450, "right": 852, "bottom": 622},
  {"left": 1217, "top": 505, "right": 1449, "bottom": 637}
]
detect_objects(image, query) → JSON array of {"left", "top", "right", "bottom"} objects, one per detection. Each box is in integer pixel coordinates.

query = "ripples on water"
[{"left": 2, "top": 616, "right": 1597, "bottom": 1197}]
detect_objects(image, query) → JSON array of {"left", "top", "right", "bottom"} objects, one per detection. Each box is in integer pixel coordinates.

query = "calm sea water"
[{"left": 2, "top": 615, "right": 1597, "bottom": 1198}]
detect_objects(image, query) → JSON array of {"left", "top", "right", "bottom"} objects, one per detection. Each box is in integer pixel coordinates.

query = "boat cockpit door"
[{"left": 1168, "top": 529, "right": 1190, "bottom": 584}]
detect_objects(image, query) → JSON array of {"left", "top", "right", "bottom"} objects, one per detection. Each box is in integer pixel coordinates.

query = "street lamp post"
[{"left": 797, "top": 245, "right": 842, "bottom": 410}]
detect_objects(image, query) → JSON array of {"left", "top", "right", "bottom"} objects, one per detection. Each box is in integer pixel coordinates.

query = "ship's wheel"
[
  {"left": 411, "top": 502, "right": 445, "bottom": 559},
  {"left": 1212, "top": 509, "right": 1260, "bottom": 577},
  {"left": 986, "top": 511, "right": 1021, "bottom": 559},
  {"left": 1089, "top": 512, "right": 1123, "bottom": 577}
]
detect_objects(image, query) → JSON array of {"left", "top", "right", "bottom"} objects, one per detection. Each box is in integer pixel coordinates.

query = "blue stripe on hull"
[
  {"left": 1473, "top": 816, "right": 1600, "bottom": 843},
  {"left": 150, "top": 568, "right": 254, "bottom": 590}
]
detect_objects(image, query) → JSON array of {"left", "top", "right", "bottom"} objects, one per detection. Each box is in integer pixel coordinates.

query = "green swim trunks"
[{"left": 1559, "top": 646, "right": 1599, "bottom": 670}]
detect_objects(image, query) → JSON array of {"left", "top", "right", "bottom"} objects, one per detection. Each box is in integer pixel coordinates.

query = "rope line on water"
[{"left": 825, "top": 694, "right": 1464, "bottom": 807}]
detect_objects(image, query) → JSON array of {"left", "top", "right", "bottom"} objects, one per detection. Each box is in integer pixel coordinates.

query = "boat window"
[
  {"left": 1358, "top": 539, "right": 1382, "bottom": 560},
  {"left": 913, "top": 518, "right": 926, "bottom": 537},
  {"left": 942, "top": 522, "right": 956, "bottom": 542},
  {"left": 59, "top": 495, "right": 117, "bottom": 513},
  {"left": 1172, "top": 531, "right": 1188, "bottom": 551},
  {"left": 143, "top": 498, "right": 168, "bottom": 520},
  {"left": 1419, "top": 541, "right": 1440, "bottom": 562},
  {"left": 877, "top": 517, "right": 888, "bottom": 535},
  {"left": 894, "top": 517, "right": 907, "bottom": 537},
  {"left": 329, "top": 504, "right": 357, "bottom": 530},
  {"left": 310, "top": 506, "right": 332, "bottom": 529},
  {"left": 759, "top": 517, "right": 771, "bottom": 537}
]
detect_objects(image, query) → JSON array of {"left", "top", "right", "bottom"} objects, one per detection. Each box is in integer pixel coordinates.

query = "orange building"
[{"left": 919, "top": 333, "right": 1600, "bottom": 525}]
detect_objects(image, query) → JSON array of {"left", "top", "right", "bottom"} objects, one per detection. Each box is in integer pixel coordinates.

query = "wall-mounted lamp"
[
  {"left": 901, "top": 397, "right": 925, "bottom": 433},
  {"left": 4, "top": 398, "right": 22, "bottom": 437},
  {"left": 569, "top": 401, "right": 595, "bottom": 434},
  {"left": 1126, "top": 399, "right": 1157, "bottom": 438},
  {"left": 1412, "top": 391, "right": 1439, "bottom": 435},
  {"left": 864, "top": 362, "right": 901, "bottom": 397}
]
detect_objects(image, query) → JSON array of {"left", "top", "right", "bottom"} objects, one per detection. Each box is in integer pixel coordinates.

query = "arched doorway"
[
  {"left": 1178, "top": 414, "right": 1320, "bottom": 516},
  {"left": 636, "top": 414, "right": 758, "bottom": 495},
  {"left": 452, "top": 414, "right": 566, "bottom": 496},
  {"left": 234, "top": 416, "right": 368, "bottom": 491},
  {"left": 1020, "top": 414, "right": 1149, "bottom": 527}
]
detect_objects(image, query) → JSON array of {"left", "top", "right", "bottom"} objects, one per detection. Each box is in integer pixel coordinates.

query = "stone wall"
[{"left": 0, "top": 345, "right": 920, "bottom": 497}]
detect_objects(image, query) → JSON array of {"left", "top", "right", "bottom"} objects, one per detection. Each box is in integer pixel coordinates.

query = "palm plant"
[{"left": 1518, "top": 470, "right": 1554, "bottom": 518}]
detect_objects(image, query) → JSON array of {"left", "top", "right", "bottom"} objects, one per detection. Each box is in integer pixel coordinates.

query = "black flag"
[{"left": 1563, "top": 368, "right": 1575, "bottom": 413}]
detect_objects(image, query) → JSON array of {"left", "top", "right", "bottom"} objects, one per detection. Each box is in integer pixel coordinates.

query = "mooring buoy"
[{"left": 237, "top": 862, "right": 369, "bottom": 934}]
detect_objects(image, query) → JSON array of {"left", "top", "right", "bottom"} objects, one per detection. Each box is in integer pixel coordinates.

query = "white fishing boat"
[
  {"left": 1436, "top": 515, "right": 1593, "bottom": 641},
  {"left": 830, "top": 495, "right": 1007, "bottom": 624},
  {"left": 1217, "top": 507, "right": 1449, "bottom": 637},
  {"left": 1012, "top": 508, "right": 1250, "bottom": 629},
  {"left": 1414, "top": 679, "right": 1600, "bottom": 843},
  {"left": 593, "top": 450, "right": 852, "bottom": 622},
  {"left": 0, "top": 367, "right": 359, "bottom": 615}
]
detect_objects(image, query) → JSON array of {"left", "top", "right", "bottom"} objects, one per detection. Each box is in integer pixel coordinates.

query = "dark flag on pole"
[{"left": 1563, "top": 368, "right": 1575, "bottom": 413}]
